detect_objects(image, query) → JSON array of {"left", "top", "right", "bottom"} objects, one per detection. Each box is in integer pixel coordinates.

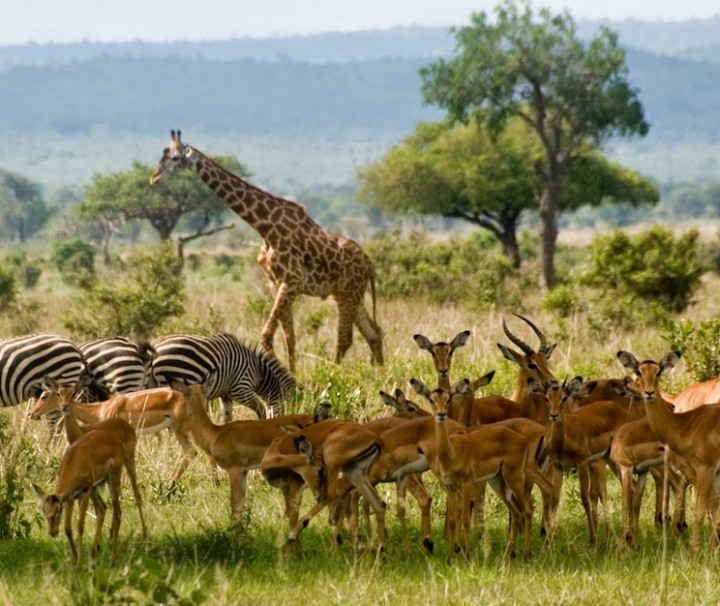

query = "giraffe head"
[{"left": 150, "top": 129, "right": 192, "bottom": 185}]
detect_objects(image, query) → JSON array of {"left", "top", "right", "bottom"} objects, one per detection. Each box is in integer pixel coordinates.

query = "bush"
[
  {"left": 661, "top": 317, "right": 720, "bottom": 382},
  {"left": 364, "top": 230, "right": 518, "bottom": 307},
  {"left": 0, "top": 266, "right": 17, "bottom": 310},
  {"left": 63, "top": 244, "right": 185, "bottom": 339},
  {"left": 581, "top": 226, "right": 704, "bottom": 313},
  {"left": 543, "top": 284, "right": 584, "bottom": 317},
  {"left": 4, "top": 252, "right": 42, "bottom": 288},
  {"left": 51, "top": 237, "right": 96, "bottom": 288}
]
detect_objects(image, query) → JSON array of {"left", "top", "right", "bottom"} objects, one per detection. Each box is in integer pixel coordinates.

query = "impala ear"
[
  {"left": 32, "top": 482, "right": 47, "bottom": 502},
  {"left": 450, "top": 330, "right": 471, "bottom": 350},
  {"left": 409, "top": 378, "right": 431, "bottom": 402},
  {"left": 413, "top": 334, "right": 433, "bottom": 352},
  {"left": 379, "top": 391, "right": 397, "bottom": 409},
  {"left": 617, "top": 351, "right": 640, "bottom": 373}
]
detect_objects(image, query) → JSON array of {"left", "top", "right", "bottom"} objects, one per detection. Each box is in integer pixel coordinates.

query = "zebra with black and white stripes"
[
  {"left": 79, "top": 336, "right": 156, "bottom": 399},
  {"left": 0, "top": 333, "right": 88, "bottom": 409},
  {"left": 149, "top": 333, "right": 296, "bottom": 421}
]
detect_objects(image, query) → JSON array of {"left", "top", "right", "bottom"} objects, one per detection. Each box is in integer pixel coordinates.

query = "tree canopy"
[
  {"left": 0, "top": 169, "right": 53, "bottom": 242},
  {"left": 79, "top": 157, "right": 247, "bottom": 264},
  {"left": 420, "top": 0, "right": 650, "bottom": 287},
  {"left": 357, "top": 118, "right": 657, "bottom": 267}
]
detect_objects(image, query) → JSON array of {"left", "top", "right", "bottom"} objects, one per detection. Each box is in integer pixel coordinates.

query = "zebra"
[
  {"left": 79, "top": 336, "right": 156, "bottom": 400},
  {"left": 0, "top": 333, "right": 88, "bottom": 426},
  {"left": 148, "top": 333, "right": 296, "bottom": 421}
]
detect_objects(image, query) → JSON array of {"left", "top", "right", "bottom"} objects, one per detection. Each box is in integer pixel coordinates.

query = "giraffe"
[{"left": 150, "top": 130, "right": 384, "bottom": 372}]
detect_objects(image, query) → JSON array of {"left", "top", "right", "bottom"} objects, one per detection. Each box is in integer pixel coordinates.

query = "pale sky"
[{"left": 2, "top": 0, "right": 719, "bottom": 45}]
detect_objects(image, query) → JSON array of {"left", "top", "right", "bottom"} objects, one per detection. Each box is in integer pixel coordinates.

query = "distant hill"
[
  {"left": 1, "top": 20, "right": 719, "bottom": 191},
  {"left": 2, "top": 18, "right": 720, "bottom": 66}
]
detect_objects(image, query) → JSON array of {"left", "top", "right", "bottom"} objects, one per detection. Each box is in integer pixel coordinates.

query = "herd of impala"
[{"left": 25, "top": 313, "right": 720, "bottom": 566}]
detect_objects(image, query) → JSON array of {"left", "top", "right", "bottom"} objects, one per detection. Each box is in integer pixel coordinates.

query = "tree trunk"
[
  {"left": 538, "top": 180, "right": 560, "bottom": 289},
  {"left": 497, "top": 231, "right": 520, "bottom": 268}
]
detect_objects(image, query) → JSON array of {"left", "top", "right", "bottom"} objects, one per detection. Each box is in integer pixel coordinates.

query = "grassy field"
[{"left": 2, "top": 267, "right": 720, "bottom": 605}]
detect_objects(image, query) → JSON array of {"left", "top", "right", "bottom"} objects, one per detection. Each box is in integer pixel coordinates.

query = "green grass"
[{"left": 3, "top": 267, "right": 720, "bottom": 604}]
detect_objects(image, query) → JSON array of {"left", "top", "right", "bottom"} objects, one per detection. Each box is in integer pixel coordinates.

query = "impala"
[
  {"left": 38, "top": 376, "right": 148, "bottom": 541},
  {"left": 544, "top": 376, "right": 629, "bottom": 548},
  {"left": 497, "top": 313, "right": 558, "bottom": 425},
  {"left": 30, "top": 378, "right": 199, "bottom": 484},
  {"left": 617, "top": 350, "right": 720, "bottom": 554},
  {"left": 449, "top": 376, "right": 556, "bottom": 539},
  {"left": 32, "top": 380, "right": 147, "bottom": 566},
  {"left": 663, "top": 376, "right": 720, "bottom": 413},
  {"left": 171, "top": 379, "right": 330, "bottom": 527},
  {"left": 412, "top": 379, "right": 541, "bottom": 560},
  {"left": 260, "top": 419, "right": 386, "bottom": 552}
]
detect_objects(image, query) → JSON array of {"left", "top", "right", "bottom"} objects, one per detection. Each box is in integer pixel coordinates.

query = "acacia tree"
[
  {"left": 357, "top": 120, "right": 535, "bottom": 267},
  {"left": 79, "top": 156, "right": 246, "bottom": 266},
  {"left": 420, "top": 0, "right": 649, "bottom": 287},
  {"left": 0, "top": 169, "right": 53, "bottom": 242},
  {"left": 357, "top": 118, "right": 657, "bottom": 268}
]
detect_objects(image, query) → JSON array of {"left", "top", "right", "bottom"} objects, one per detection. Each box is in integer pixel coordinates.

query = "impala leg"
[
  {"left": 63, "top": 500, "right": 79, "bottom": 566},
  {"left": 123, "top": 456, "right": 147, "bottom": 539},
  {"left": 89, "top": 489, "right": 107, "bottom": 566},
  {"left": 689, "top": 468, "right": 712, "bottom": 554},
  {"left": 405, "top": 474, "right": 434, "bottom": 553},
  {"left": 108, "top": 477, "right": 122, "bottom": 565},
  {"left": 227, "top": 467, "right": 247, "bottom": 528},
  {"left": 76, "top": 491, "right": 92, "bottom": 567},
  {"left": 578, "top": 463, "right": 597, "bottom": 549}
]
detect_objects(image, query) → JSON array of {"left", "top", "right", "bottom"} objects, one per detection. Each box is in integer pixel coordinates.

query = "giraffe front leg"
[{"left": 261, "top": 283, "right": 296, "bottom": 371}]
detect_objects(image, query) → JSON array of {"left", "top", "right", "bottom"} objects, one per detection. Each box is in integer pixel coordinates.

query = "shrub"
[
  {"left": 51, "top": 237, "right": 96, "bottom": 288},
  {"left": 5, "top": 252, "right": 42, "bottom": 288},
  {"left": 0, "top": 266, "right": 17, "bottom": 310},
  {"left": 661, "top": 317, "right": 720, "bottom": 382},
  {"left": 543, "top": 284, "right": 584, "bottom": 318},
  {"left": 581, "top": 226, "right": 704, "bottom": 313},
  {"left": 63, "top": 244, "right": 185, "bottom": 339},
  {"left": 364, "top": 230, "right": 517, "bottom": 307}
]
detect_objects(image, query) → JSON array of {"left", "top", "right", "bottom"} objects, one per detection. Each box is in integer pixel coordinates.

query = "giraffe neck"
[{"left": 187, "top": 146, "right": 307, "bottom": 241}]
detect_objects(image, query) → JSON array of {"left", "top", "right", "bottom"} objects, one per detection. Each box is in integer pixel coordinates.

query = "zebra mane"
[{"left": 246, "top": 341, "right": 297, "bottom": 391}]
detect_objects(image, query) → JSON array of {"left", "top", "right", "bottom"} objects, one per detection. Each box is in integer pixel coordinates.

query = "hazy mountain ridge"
[
  {"left": 2, "top": 17, "right": 720, "bottom": 66},
  {"left": 1, "top": 20, "right": 719, "bottom": 189}
]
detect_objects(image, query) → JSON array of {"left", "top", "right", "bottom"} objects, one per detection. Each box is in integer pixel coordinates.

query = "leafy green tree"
[
  {"left": 358, "top": 119, "right": 657, "bottom": 267},
  {"left": 357, "top": 120, "right": 535, "bottom": 267},
  {"left": 420, "top": 0, "right": 649, "bottom": 288},
  {"left": 79, "top": 158, "right": 245, "bottom": 266},
  {"left": 0, "top": 169, "right": 53, "bottom": 242}
]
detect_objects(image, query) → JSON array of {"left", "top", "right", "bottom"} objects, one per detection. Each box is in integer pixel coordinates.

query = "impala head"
[
  {"left": 497, "top": 313, "right": 557, "bottom": 385},
  {"left": 413, "top": 330, "right": 470, "bottom": 383},
  {"left": 379, "top": 388, "right": 427, "bottom": 418},
  {"left": 150, "top": 129, "right": 193, "bottom": 185},
  {"left": 546, "top": 376, "right": 594, "bottom": 421},
  {"left": 410, "top": 378, "right": 460, "bottom": 422},
  {"left": 32, "top": 483, "right": 63, "bottom": 537},
  {"left": 293, "top": 435, "right": 327, "bottom": 499},
  {"left": 446, "top": 371, "right": 495, "bottom": 413},
  {"left": 617, "top": 350, "right": 681, "bottom": 401},
  {"left": 30, "top": 375, "right": 92, "bottom": 420}
]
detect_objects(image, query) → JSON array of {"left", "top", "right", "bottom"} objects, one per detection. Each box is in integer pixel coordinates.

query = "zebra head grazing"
[{"left": 149, "top": 333, "right": 297, "bottom": 422}]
